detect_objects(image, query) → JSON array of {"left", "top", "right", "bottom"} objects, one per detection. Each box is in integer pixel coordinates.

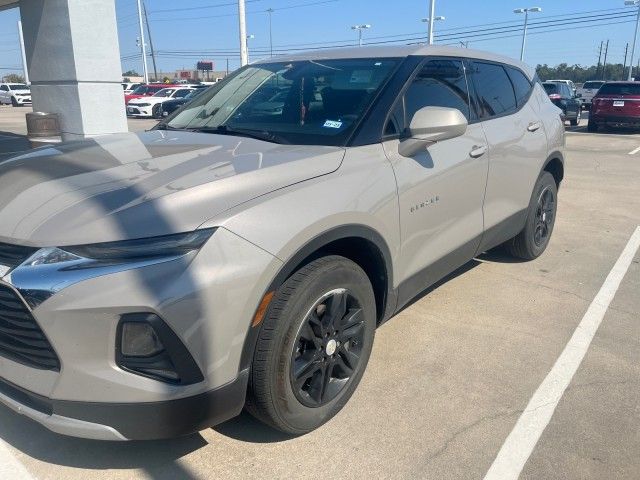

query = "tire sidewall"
[
  {"left": 523, "top": 172, "right": 557, "bottom": 257},
  {"left": 262, "top": 258, "right": 376, "bottom": 433}
]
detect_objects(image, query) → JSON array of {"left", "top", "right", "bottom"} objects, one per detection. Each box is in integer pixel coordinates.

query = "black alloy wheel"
[
  {"left": 533, "top": 186, "right": 555, "bottom": 247},
  {"left": 290, "top": 288, "right": 366, "bottom": 408}
]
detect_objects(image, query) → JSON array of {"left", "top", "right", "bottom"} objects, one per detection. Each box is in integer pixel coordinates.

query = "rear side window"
[
  {"left": 506, "top": 67, "right": 532, "bottom": 107},
  {"left": 404, "top": 59, "right": 472, "bottom": 122},
  {"left": 469, "top": 62, "right": 517, "bottom": 118}
]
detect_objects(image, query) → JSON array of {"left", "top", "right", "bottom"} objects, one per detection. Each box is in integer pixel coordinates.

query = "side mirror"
[{"left": 398, "top": 106, "right": 468, "bottom": 157}]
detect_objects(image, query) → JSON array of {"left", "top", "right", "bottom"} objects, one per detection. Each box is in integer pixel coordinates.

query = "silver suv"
[{"left": 0, "top": 46, "right": 563, "bottom": 440}]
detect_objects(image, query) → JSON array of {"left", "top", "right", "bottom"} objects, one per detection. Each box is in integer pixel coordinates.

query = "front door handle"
[
  {"left": 469, "top": 145, "right": 487, "bottom": 158},
  {"left": 527, "top": 121, "right": 542, "bottom": 132}
]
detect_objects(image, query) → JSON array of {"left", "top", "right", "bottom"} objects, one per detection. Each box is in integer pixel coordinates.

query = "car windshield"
[
  {"left": 597, "top": 83, "right": 640, "bottom": 95},
  {"left": 543, "top": 83, "right": 559, "bottom": 94},
  {"left": 583, "top": 81, "right": 604, "bottom": 89},
  {"left": 10, "top": 84, "right": 29, "bottom": 90},
  {"left": 131, "top": 85, "right": 157, "bottom": 94},
  {"left": 153, "top": 88, "right": 176, "bottom": 97},
  {"left": 165, "top": 58, "right": 399, "bottom": 146}
]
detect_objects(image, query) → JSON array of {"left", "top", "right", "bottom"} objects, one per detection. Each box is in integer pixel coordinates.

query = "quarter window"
[
  {"left": 506, "top": 67, "right": 532, "bottom": 107},
  {"left": 469, "top": 62, "right": 517, "bottom": 118},
  {"left": 404, "top": 59, "right": 472, "bottom": 122}
]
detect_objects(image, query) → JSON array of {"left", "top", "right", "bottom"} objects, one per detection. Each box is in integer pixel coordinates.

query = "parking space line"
[
  {"left": 484, "top": 226, "right": 640, "bottom": 480},
  {"left": 628, "top": 146, "right": 640, "bottom": 155},
  {"left": 0, "top": 437, "right": 34, "bottom": 480}
]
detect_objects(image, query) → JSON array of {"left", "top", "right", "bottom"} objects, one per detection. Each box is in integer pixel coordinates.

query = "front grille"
[
  {"left": 0, "top": 242, "right": 37, "bottom": 269},
  {"left": 0, "top": 284, "right": 60, "bottom": 371}
]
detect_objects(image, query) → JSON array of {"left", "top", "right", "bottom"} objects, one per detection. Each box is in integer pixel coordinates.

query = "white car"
[
  {"left": 0, "top": 83, "right": 32, "bottom": 107},
  {"left": 126, "top": 87, "right": 195, "bottom": 118},
  {"left": 122, "top": 82, "right": 142, "bottom": 95}
]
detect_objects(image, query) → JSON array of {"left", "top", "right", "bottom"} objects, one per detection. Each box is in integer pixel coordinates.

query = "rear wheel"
[
  {"left": 246, "top": 255, "right": 376, "bottom": 434},
  {"left": 569, "top": 109, "right": 581, "bottom": 126},
  {"left": 503, "top": 171, "right": 557, "bottom": 260}
]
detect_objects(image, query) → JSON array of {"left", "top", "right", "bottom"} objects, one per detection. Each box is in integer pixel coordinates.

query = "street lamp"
[
  {"left": 351, "top": 24, "right": 371, "bottom": 47},
  {"left": 246, "top": 34, "right": 255, "bottom": 63},
  {"left": 267, "top": 8, "right": 274, "bottom": 57},
  {"left": 625, "top": 0, "right": 640, "bottom": 80},
  {"left": 514, "top": 7, "right": 542, "bottom": 61},
  {"left": 421, "top": 16, "right": 445, "bottom": 44}
]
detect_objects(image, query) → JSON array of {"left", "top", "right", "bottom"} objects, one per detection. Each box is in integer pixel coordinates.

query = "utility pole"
[
  {"left": 142, "top": 1, "right": 158, "bottom": 82},
  {"left": 267, "top": 8, "right": 274, "bottom": 57},
  {"left": 602, "top": 39, "right": 609, "bottom": 80},
  {"left": 226, "top": 58, "right": 229, "bottom": 76},
  {"left": 136, "top": 0, "right": 149, "bottom": 83},
  {"left": 623, "top": 43, "right": 629, "bottom": 80},
  {"left": 17, "top": 20, "right": 29, "bottom": 84},
  {"left": 626, "top": 0, "right": 640, "bottom": 80},
  {"left": 596, "top": 41, "right": 603, "bottom": 79},
  {"left": 238, "top": 0, "right": 248, "bottom": 66},
  {"left": 427, "top": 0, "right": 436, "bottom": 45}
]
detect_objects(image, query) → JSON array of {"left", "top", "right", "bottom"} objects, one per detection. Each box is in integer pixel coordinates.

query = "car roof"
[{"left": 252, "top": 44, "right": 535, "bottom": 79}]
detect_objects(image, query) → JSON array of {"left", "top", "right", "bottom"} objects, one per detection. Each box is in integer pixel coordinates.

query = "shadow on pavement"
[
  {"left": 213, "top": 410, "right": 295, "bottom": 443},
  {"left": 0, "top": 131, "right": 32, "bottom": 161},
  {"left": 0, "top": 405, "right": 206, "bottom": 479}
]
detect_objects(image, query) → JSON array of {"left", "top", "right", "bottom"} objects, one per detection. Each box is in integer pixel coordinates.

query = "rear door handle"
[
  {"left": 469, "top": 145, "right": 487, "bottom": 158},
  {"left": 527, "top": 121, "right": 542, "bottom": 132}
]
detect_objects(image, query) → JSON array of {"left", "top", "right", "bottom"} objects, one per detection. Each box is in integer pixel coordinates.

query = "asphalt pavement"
[{"left": 0, "top": 105, "right": 638, "bottom": 480}]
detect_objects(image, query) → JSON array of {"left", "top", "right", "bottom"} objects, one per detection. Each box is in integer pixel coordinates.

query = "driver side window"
[{"left": 384, "top": 58, "right": 472, "bottom": 138}]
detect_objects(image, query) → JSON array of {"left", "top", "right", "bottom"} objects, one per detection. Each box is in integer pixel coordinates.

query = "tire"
[
  {"left": 503, "top": 171, "right": 558, "bottom": 260},
  {"left": 11, "top": 97, "right": 18, "bottom": 107},
  {"left": 152, "top": 104, "right": 162, "bottom": 119},
  {"left": 246, "top": 255, "right": 376, "bottom": 435},
  {"left": 569, "top": 109, "right": 580, "bottom": 126},
  {"left": 587, "top": 119, "right": 598, "bottom": 132}
]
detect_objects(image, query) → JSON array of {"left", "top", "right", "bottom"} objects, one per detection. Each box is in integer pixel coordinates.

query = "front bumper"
[
  {"left": 0, "top": 227, "right": 282, "bottom": 439},
  {"left": 13, "top": 96, "right": 31, "bottom": 105},
  {"left": 0, "top": 370, "right": 248, "bottom": 440},
  {"left": 126, "top": 105, "right": 153, "bottom": 117}
]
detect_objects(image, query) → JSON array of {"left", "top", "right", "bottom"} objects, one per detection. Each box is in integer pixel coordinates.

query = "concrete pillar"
[{"left": 18, "top": 0, "right": 127, "bottom": 140}]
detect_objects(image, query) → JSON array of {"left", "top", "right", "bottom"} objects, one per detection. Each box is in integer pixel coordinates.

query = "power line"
[{"left": 148, "top": 0, "right": 263, "bottom": 15}]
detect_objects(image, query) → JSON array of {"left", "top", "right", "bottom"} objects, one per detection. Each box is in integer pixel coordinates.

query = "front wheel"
[
  {"left": 503, "top": 171, "right": 558, "bottom": 260},
  {"left": 11, "top": 97, "right": 18, "bottom": 107},
  {"left": 152, "top": 104, "right": 162, "bottom": 119},
  {"left": 246, "top": 255, "right": 376, "bottom": 434}
]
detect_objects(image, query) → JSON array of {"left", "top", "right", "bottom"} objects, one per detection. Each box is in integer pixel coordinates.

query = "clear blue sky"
[{"left": 0, "top": 0, "right": 637, "bottom": 78}]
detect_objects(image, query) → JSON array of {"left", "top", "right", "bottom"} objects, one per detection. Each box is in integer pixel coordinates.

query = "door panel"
[
  {"left": 480, "top": 102, "right": 547, "bottom": 236},
  {"left": 383, "top": 122, "right": 488, "bottom": 292}
]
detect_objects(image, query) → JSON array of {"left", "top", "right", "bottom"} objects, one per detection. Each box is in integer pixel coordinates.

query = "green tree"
[
  {"left": 536, "top": 63, "right": 631, "bottom": 83},
  {"left": 122, "top": 70, "right": 140, "bottom": 77},
  {"left": 3, "top": 73, "right": 25, "bottom": 83}
]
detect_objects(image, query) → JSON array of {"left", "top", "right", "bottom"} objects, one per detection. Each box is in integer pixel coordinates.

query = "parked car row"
[{"left": 124, "top": 83, "right": 209, "bottom": 118}]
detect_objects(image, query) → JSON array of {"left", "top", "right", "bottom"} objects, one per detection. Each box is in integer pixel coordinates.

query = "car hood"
[{"left": 0, "top": 130, "right": 345, "bottom": 246}]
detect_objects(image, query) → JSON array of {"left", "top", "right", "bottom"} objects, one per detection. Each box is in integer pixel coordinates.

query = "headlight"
[{"left": 26, "top": 229, "right": 215, "bottom": 265}]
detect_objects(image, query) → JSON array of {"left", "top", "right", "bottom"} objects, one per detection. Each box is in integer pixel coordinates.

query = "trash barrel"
[{"left": 26, "top": 112, "right": 62, "bottom": 147}]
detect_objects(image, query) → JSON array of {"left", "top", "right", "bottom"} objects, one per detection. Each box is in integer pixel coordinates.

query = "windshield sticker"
[{"left": 323, "top": 120, "right": 343, "bottom": 129}]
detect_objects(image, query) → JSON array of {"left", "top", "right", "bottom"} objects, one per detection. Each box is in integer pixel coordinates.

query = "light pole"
[
  {"left": 267, "top": 8, "right": 274, "bottom": 57},
  {"left": 238, "top": 0, "right": 248, "bottom": 66},
  {"left": 514, "top": 7, "right": 542, "bottom": 61},
  {"left": 426, "top": 0, "right": 436, "bottom": 45},
  {"left": 246, "top": 34, "right": 255, "bottom": 63},
  {"left": 421, "top": 15, "right": 445, "bottom": 44},
  {"left": 136, "top": 0, "right": 149, "bottom": 83},
  {"left": 626, "top": 0, "right": 640, "bottom": 80},
  {"left": 351, "top": 24, "right": 371, "bottom": 47},
  {"left": 17, "top": 21, "right": 29, "bottom": 84}
]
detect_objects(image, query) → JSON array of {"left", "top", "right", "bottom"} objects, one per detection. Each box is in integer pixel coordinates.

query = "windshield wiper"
[
  {"left": 191, "top": 125, "right": 286, "bottom": 144},
  {"left": 154, "top": 123, "right": 183, "bottom": 131}
]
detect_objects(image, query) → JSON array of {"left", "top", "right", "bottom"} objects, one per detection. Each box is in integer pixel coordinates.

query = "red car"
[
  {"left": 124, "top": 84, "right": 180, "bottom": 105},
  {"left": 588, "top": 81, "right": 640, "bottom": 132}
]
